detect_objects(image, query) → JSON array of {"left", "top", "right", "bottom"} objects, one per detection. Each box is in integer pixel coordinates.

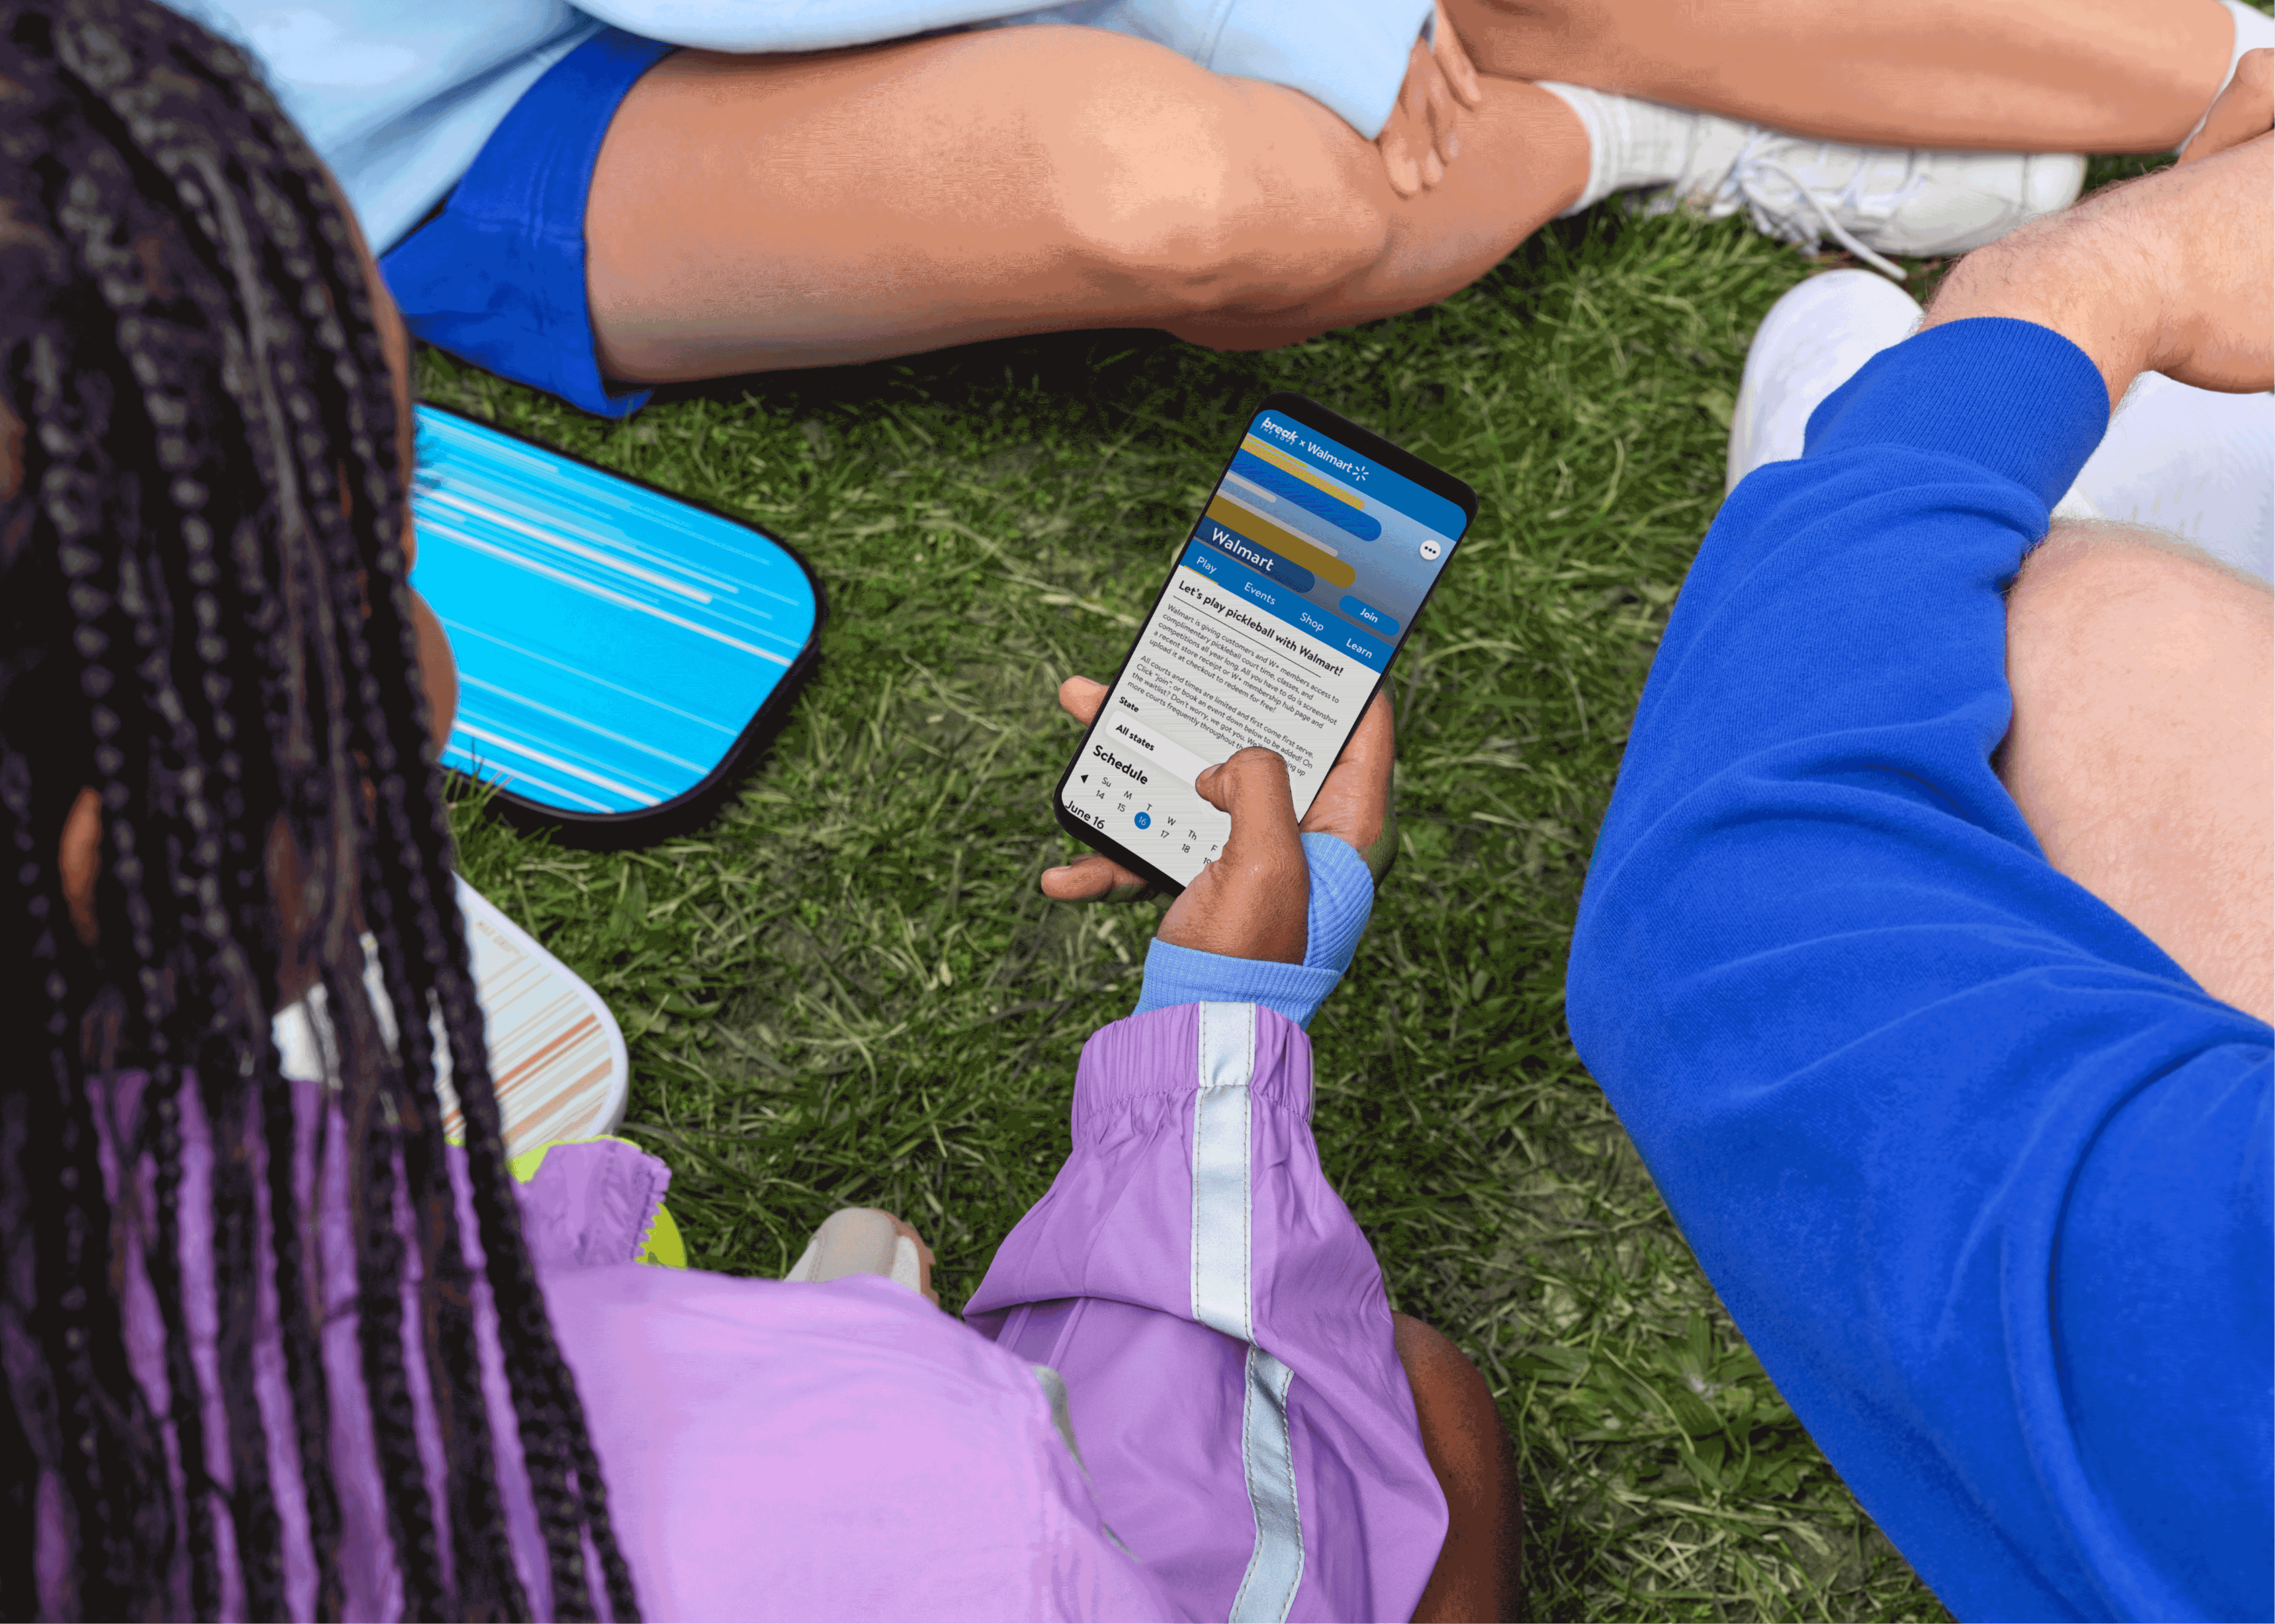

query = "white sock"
[
  {"left": 2173, "top": 0, "right": 2274, "bottom": 152},
  {"left": 1536, "top": 82, "right": 1716, "bottom": 216}
]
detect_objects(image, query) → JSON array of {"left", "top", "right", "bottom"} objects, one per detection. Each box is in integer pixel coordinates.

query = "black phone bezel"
[
  {"left": 1051, "top": 391, "right": 1478, "bottom": 893},
  {"left": 415, "top": 404, "right": 828, "bottom": 851}
]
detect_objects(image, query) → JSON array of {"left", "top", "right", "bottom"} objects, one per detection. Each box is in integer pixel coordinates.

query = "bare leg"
[
  {"left": 1393, "top": 1312, "right": 1525, "bottom": 1623},
  {"left": 588, "top": 27, "right": 1586, "bottom": 381},
  {"left": 1447, "top": 0, "right": 2236, "bottom": 152},
  {"left": 2000, "top": 522, "right": 2274, "bottom": 1022},
  {"left": 1162, "top": 77, "right": 1590, "bottom": 352}
]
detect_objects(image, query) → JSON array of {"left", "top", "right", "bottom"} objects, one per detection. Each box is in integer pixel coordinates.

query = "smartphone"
[{"left": 1053, "top": 393, "right": 1476, "bottom": 891}]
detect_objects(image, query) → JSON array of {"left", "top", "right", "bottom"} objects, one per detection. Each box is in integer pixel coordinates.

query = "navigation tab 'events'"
[{"left": 1180, "top": 538, "right": 1391, "bottom": 671}]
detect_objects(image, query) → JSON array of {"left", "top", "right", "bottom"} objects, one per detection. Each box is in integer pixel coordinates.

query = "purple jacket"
[{"left": 59, "top": 1002, "right": 1443, "bottom": 1620}]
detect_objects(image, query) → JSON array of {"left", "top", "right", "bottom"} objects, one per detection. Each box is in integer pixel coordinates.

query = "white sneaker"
[
  {"left": 1726, "top": 269, "right": 1923, "bottom": 492},
  {"left": 1664, "top": 135, "right": 2085, "bottom": 278},
  {"left": 1539, "top": 82, "right": 2085, "bottom": 279}
]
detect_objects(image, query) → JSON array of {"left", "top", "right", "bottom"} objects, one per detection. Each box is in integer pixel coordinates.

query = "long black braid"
[{"left": 0, "top": 3, "right": 640, "bottom": 1616}]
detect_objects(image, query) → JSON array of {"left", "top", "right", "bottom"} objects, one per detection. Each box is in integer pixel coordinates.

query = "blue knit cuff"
[
  {"left": 1132, "top": 833, "right": 1377, "bottom": 1029},
  {"left": 1803, "top": 318, "right": 2108, "bottom": 511},
  {"left": 1299, "top": 831, "right": 1374, "bottom": 976}
]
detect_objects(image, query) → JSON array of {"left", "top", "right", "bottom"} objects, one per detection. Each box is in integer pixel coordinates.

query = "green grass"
[{"left": 424, "top": 172, "right": 2157, "bottom": 1619}]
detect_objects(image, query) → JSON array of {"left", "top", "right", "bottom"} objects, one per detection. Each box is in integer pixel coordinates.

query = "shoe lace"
[{"left": 1715, "top": 131, "right": 1913, "bottom": 281}]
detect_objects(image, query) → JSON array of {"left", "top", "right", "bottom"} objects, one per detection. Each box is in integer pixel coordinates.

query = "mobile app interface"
[{"left": 1061, "top": 407, "right": 1467, "bottom": 885}]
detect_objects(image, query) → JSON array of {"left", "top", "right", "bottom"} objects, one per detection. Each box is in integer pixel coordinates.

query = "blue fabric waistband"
[{"left": 380, "top": 27, "right": 674, "bottom": 419}]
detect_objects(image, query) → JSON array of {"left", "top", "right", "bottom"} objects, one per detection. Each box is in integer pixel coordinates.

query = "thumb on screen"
[
  {"left": 1059, "top": 675, "right": 1109, "bottom": 726},
  {"left": 1159, "top": 747, "right": 1308, "bottom": 964}
]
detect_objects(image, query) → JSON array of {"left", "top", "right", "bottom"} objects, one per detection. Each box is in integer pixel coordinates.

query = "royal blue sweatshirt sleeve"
[{"left": 1565, "top": 318, "right": 2273, "bottom": 1623}]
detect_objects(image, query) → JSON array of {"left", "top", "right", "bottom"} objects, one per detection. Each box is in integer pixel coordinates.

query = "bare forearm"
[
  {"left": 1446, "top": 0, "right": 2234, "bottom": 153},
  {"left": 1917, "top": 210, "right": 2167, "bottom": 409},
  {"left": 1920, "top": 132, "right": 2274, "bottom": 406}
]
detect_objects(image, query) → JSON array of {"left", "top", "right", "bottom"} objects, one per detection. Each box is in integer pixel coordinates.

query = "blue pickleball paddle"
[{"left": 408, "top": 406, "right": 823, "bottom": 847}]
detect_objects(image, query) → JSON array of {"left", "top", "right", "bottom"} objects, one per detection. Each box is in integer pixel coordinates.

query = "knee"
[
  {"left": 2001, "top": 519, "right": 2273, "bottom": 1019},
  {"left": 2007, "top": 521, "right": 2270, "bottom": 703},
  {"left": 2002, "top": 518, "right": 2273, "bottom": 864},
  {"left": 1392, "top": 1312, "right": 1526, "bottom": 1623},
  {"left": 1042, "top": 45, "right": 1388, "bottom": 314},
  {"left": 1393, "top": 1312, "right": 1495, "bottom": 1410},
  {"left": 1393, "top": 1312, "right": 1513, "bottom": 1487}
]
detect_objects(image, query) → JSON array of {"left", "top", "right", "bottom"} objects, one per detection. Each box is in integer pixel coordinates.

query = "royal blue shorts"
[{"left": 380, "top": 28, "right": 674, "bottom": 419}]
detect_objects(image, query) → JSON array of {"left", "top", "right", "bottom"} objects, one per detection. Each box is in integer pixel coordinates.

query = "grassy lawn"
[{"left": 430, "top": 149, "right": 2171, "bottom": 1620}]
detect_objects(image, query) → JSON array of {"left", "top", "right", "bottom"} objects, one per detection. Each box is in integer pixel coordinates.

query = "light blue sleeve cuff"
[
  {"left": 1207, "top": 0, "right": 1434, "bottom": 139},
  {"left": 1132, "top": 833, "right": 1376, "bottom": 1029},
  {"left": 976, "top": 0, "right": 1430, "bottom": 140}
]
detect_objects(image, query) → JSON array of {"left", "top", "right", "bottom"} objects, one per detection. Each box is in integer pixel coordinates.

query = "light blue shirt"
[
  {"left": 167, "top": 0, "right": 1428, "bottom": 254},
  {"left": 164, "top": 2, "right": 597, "bottom": 253}
]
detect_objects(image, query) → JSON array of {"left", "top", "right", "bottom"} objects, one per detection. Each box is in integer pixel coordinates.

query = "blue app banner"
[
  {"left": 1195, "top": 516, "right": 1315, "bottom": 592},
  {"left": 1248, "top": 410, "right": 1467, "bottom": 540},
  {"left": 1228, "top": 450, "right": 1384, "bottom": 541}
]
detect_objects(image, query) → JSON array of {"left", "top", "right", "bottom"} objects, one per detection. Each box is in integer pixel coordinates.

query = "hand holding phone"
[
  {"left": 1052, "top": 393, "right": 1474, "bottom": 894},
  {"left": 1043, "top": 676, "right": 1396, "bottom": 962}
]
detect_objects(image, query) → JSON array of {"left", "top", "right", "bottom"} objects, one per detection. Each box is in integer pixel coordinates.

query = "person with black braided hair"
[
  {"left": 3, "top": 5, "right": 1547, "bottom": 1619},
  {"left": 0, "top": 0, "right": 643, "bottom": 1615}
]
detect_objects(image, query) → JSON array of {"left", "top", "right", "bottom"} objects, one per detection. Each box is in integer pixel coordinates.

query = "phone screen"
[{"left": 1055, "top": 395, "right": 1475, "bottom": 890}]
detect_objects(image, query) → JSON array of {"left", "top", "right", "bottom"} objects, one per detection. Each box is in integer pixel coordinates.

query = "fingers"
[
  {"left": 1193, "top": 744, "right": 1301, "bottom": 829},
  {"left": 1058, "top": 673, "right": 1108, "bottom": 726},
  {"left": 1420, "top": 39, "right": 1459, "bottom": 170},
  {"left": 2180, "top": 48, "right": 2273, "bottom": 165},
  {"left": 1420, "top": 99, "right": 1456, "bottom": 184},
  {"left": 1158, "top": 746, "right": 1309, "bottom": 964},
  {"left": 1380, "top": 25, "right": 1475, "bottom": 197},
  {"left": 1050, "top": 674, "right": 1168, "bottom": 904},
  {"left": 1378, "top": 56, "right": 1429, "bottom": 197},
  {"left": 1042, "top": 851, "right": 1153, "bottom": 902},
  {"left": 1300, "top": 690, "right": 1395, "bottom": 851},
  {"left": 1342, "top": 688, "right": 1396, "bottom": 788},
  {"left": 1382, "top": 134, "right": 1424, "bottom": 198},
  {"left": 1434, "top": 0, "right": 1484, "bottom": 110},
  {"left": 1398, "top": 37, "right": 1451, "bottom": 185}
]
